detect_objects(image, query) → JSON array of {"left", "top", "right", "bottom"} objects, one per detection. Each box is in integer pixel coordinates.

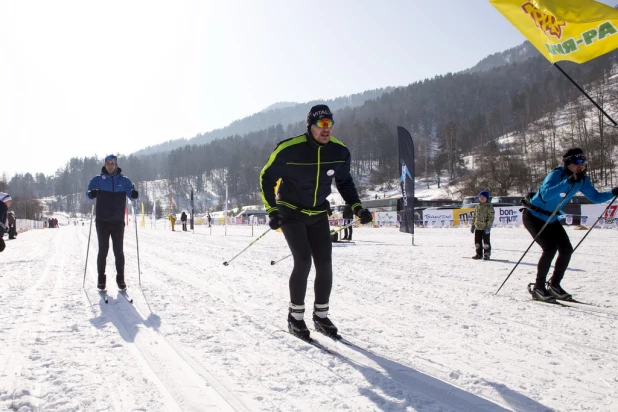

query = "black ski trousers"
[
  {"left": 96, "top": 221, "right": 125, "bottom": 277},
  {"left": 343, "top": 219, "right": 353, "bottom": 240},
  {"left": 280, "top": 210, "right": 332, "bottom": 307},
  {"left": 473, "top": 230, "right": 491, "bottom": 256},
  {"left": 522, "top": 209, "right": 573, "bottom": 287}
]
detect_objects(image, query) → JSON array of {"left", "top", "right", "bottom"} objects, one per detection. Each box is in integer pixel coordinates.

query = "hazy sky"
[{"left": 1, "top": 0, "right": 614, "bottom": 178}]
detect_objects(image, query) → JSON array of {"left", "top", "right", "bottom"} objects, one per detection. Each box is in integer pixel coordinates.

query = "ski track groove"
[
  {"left": 130, "top": 242, "right": 372, "bottom": 411},
  {"left": 131, "top": 233, "right": 512, "bottom": 412},
  {"left": 0, "top": 229, "right": 64, "bottom": 409},
  {"left": 342, "top": 259, "right": 618, "bottom": 357},
  {"left": 81, "top": 225, "right": 240, "bottom": 412}
]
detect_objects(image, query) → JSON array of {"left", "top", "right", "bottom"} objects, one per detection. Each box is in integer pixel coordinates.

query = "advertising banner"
[
  {"left": 495, "top": 206, "right": 521, "bottom": 226},
  {"left": 422, "top": 210, "right": 454, "bottom": 227},
  {"left": 397, "top": 126, "right": 415, "bottom": 235},
  {"left": 374, "top": 211, "right": 398, "bottom": 226},
  {"left": 454, "top": 208, "right": 475, "bottom": 226}
]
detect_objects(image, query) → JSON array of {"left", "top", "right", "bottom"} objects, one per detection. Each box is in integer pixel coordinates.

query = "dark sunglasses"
[{"left": 565, "top": 153, "right": 586, "bottom": 165}]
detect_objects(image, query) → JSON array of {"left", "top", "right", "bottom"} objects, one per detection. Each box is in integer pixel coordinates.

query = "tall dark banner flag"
[
  {"left": 397, "top": 126, "right": 415, "bottom": 242},
  {"left": 190, "top": 189, "right": 195, "bottom": 231}
]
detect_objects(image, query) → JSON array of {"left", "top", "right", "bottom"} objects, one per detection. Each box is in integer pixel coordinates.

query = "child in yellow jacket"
[{"left": 471, "top": 191, "right": 495, "bottom": 260}]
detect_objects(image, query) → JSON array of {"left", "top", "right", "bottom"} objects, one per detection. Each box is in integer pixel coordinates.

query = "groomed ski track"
[{"left": 1, "top": 224, "right": 617, "bottom": 411}]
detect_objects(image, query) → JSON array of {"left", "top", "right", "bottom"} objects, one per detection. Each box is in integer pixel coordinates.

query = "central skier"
[{"left": 260, "top": 104, "right": 373, "bottom": 340}]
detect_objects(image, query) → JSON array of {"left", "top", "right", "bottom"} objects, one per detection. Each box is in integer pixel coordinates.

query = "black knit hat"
[
  {"left": 563, "top": 147, "right": 585, "bottom": 165},
  {"left": 306, "top": 104, "right": 333, "bottom": 129}
]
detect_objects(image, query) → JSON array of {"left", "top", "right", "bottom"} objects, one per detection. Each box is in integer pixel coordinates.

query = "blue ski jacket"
[
  {"left": 86, "top": 167, "right": 136, "bottom": 223},
  {"left": 529, "top": 166, "right": 613, "bottom": 223}
]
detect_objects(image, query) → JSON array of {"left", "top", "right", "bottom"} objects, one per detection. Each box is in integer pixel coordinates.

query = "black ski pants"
[
  {"left": 522, "top": 210, "right": 573, "bottom": 287},
  {"left": 96, "top": 221, "right": 125, "bottom": 277},
  {"left": 473, "top": 230, "right": 491, "bottom": 256},
  {"left": 280, "top": 210, "right": 332, "bottom": 307},
  {"left": 343, "top": 219, "right": 353, "bottom": 240}
]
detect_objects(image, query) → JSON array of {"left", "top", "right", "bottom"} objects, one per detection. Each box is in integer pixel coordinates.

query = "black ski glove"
[
  {"left": 0, "top": 237, "right": 5, "bottom": 252},
  {"left": 355, "top": 208, "right": 373, "bottom": 224},
  {"left": 470, "top": 225, "right": 475, "bottom": 233},
  {"left": 88, "top": 189, "right": 99, "bottom": 199},
  {"left": 612, "top": 187, "right": 618, "bottom": 196},
  {"left": 268, "top": 211, "right": 283, "bottom": 230},
  {"left": 131, "top": 189, "right": 139, "bottom": 199}
]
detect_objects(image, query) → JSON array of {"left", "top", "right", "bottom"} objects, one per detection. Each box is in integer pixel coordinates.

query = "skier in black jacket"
[
  {"left": 7, "top": 211, "right": 16, "bottom": 239},
  {"left": 342, "top": 204, "right": 354, "bottom": 241},
  {"left": 181, "top": 211, "right": 188, "bottom": 231},
  {"left": 260, "top": 104, "right": 373, "bottom": 339}
]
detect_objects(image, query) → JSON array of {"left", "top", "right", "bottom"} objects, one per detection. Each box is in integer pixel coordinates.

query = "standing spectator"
[
  {"left": 471, "top": 191, "right": 494, "bottom": 260},
  {"left": 260, "top": 104, "right": 372, "bottom": 339},
  {"left": 169, "top": 213, "right": 176, "bottom": 231},
  {"left": 181, "top": 211, "right": 188, "bottom": 231},
  {"left": 86, "top": 154, "right": 138, "bottom": 291},
  {"left": 8, "top": 211, "right": 16, "bottom": 239},
  {"left": 342, "top": 203, "right": 354, "bottom": 241},
  {"left": 0, "top": 193, "right": 12, "bottom": 252},
  {"left": 207, "top": 213, "right": 212, "bottom": 227}
]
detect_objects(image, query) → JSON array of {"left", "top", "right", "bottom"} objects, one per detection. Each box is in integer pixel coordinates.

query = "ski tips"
[{"left": 223, "top": 261, "right": 229, "bottom": 266}]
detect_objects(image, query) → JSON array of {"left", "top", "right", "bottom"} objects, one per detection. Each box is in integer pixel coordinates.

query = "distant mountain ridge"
[
  {"left": 466, "top": 41, "right": 540, "bottom": 74},
  {"left": 133, "top": 40, "right": 543, "bottom": 158},
  {"left": 132, "top": 88, "right": 392, "bottom": 157}
]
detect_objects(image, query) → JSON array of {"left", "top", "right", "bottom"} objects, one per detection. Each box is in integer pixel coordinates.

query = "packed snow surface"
[{"left": 1, "top": 224, "right": 617, "bottom": 411}]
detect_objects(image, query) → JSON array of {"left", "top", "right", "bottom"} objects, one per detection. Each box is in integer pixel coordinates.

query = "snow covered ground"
[{"left": 1, "top": 224, "right": 617, "bottom": 411}]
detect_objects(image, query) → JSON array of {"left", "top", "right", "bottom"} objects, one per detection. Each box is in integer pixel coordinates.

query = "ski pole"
[
  {"left": 82, "top": 198, "right": 96, "bottom": 288},
  {"left": 270, "top": 219, "right": 360, "bottom": 265},
  {"left": 223, "top": 228, "right": 271, "bottom": 266},
  {"left": 572, "top": 195, "right": 618, "bottom": 254},
  {"left": 330, "top": 218, "right": 360, "bottom": 236},
  {"left": 270, "top": 253, "right": 291, "bottom": 266},
  {"left": 495, "top": 186, "right": 574, "bottom": 295},
  {"left": 132, "top": 203, "right": 143, "bottom": 288}
]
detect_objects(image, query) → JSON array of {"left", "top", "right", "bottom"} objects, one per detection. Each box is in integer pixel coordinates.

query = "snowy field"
[{"left": 1, "top": 223, "right": 617, "bottom": 412}]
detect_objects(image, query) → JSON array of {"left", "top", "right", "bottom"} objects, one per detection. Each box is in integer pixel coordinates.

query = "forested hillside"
[{"left": 5, "top": 41, "right": 618, "bottom": 218}]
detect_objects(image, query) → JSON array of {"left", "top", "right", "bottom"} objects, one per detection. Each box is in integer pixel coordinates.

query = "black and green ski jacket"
[{"left": 260, "top": 133, "right": 362, "bottom": 216}]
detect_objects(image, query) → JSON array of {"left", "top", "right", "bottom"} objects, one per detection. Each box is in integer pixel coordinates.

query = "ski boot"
[
  {"left": 546, "top": 282, "right": 572, "bottom": 300},
  {"left": 313, "top": 303, "right": 339, "bottom": 338},
  {"left": 97, "top": 274, "right": 106, "bottom": 291},
  {"left": 527, "top": 283, "right": 556, "bottom": 303},
  {"left": 288, "top": 304, "right": 310, "bottom": 340},
  {"left": 116, "top": 274, "right": 127, "bottom": 291}
]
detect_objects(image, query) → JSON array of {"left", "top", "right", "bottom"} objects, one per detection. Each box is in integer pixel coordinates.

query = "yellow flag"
[{"left": 490, "top": 0, "right": 618, "bottom": 63}]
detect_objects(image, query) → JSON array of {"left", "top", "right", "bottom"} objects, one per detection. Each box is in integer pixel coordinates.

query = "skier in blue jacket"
[
  {"left": 523, "top": 148, "right": 618, "bottom": 302},
  {"left": 86, "top": 155, "right": 138, "bottom": 291}
]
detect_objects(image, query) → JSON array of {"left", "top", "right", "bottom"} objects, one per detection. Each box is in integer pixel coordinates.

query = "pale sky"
[{"left": 1, "top": 0, "right": 614, "bottom": 178}]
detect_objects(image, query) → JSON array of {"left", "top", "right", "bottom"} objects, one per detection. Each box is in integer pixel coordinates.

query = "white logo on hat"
[
  {"left": 560, "top": 192, "right": 566, "bottom": 197},
  {"left": 327, "top": 169, "right": 335, "bottom": 176}
]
